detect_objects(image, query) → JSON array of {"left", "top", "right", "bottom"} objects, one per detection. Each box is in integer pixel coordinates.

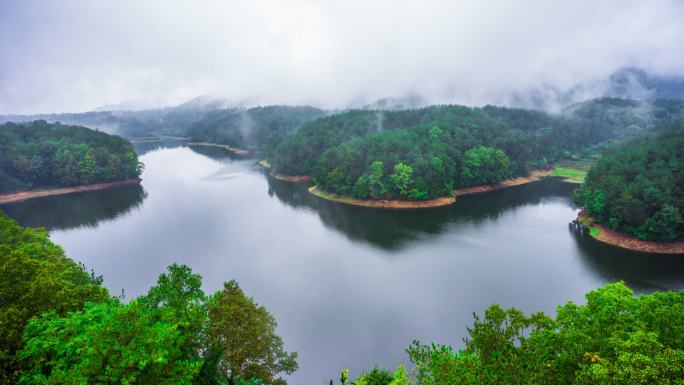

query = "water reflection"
[
  {"left": 571, "top": 229, "right": 684, "bottom": 292},
  {"left": 1, "top": 184, "right": 147, "bottom": 231},
  {"left": 187, "top": 144, "right": 252, "bottom": 161},
  {"left": 133, "top": 139, "right": 187, "bottom": 155},
  {"left": 266, "top": 175, "right": 578, "bottom": 250}
]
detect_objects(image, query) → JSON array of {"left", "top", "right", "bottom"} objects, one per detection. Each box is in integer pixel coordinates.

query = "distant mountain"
[
  {"left": 360, "top": 93, "right": 428, "bottom": 110},
  {"left": 508, "top": 67, "right": 684, "bottom": 111},
  {"left": 0, "top": 95, "right": 247, "bottom": 138},
  {"left": 186, "top": 105, "right": 327, "bottom": 151}
]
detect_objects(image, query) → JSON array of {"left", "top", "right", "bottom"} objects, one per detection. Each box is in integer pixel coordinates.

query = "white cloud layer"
[{"left": 1, "top": 0, "right": 683, "bottom": 113}]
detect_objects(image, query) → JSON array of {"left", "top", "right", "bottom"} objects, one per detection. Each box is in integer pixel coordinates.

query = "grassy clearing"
[
  {"left": 551, "top": 165, "right": 588, "bottom": 184},
  {"left": 257, "top": 160, "right": 271, "bottom": 169}
]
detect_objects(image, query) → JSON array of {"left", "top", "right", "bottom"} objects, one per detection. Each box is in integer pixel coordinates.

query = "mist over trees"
[
  {"left": 187, "top": 105, "right": 326, "bottom": 152},
  {"left": 269, "top": 99, "right": 684, "bottom": 200}
]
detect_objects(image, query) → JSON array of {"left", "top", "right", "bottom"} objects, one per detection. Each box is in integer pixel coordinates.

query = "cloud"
[{"left": 1, "top": 0, "right": 683, "bottom": 113}]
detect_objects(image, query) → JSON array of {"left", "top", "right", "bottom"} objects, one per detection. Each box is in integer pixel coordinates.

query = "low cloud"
[{"left": 1, "top": 0, "right": 683, "bottom": 114}]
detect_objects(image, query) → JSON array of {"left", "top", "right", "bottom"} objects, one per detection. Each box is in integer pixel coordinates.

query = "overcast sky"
[{"left": 1, "top": 0, "right": 683, "bottom": 114}]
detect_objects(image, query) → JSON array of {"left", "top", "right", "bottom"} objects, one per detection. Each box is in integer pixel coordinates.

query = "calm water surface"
[{"left": 4, "top": 144, "right": 684, "bottom": 385}]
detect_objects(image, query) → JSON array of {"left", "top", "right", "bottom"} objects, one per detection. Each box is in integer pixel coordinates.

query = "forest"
[
  {"left": 0, "top": 121, "right": 142, "bottom": 194},
  {"left": 268, "top": 98, "right": 684, "bottom": 200},
  {"left": 0, "top": 212, "right": 297, "bottom": 385},
  {"left": 574, "top": 123, "right": 684, "bottom": 241}
]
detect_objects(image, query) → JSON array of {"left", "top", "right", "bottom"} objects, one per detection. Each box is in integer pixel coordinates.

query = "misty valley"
[{"left": 2, "top": 2, "right": 684, "bottom": 383}]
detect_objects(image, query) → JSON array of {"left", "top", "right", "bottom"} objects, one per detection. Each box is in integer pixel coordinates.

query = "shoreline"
[
  {"left": 453, "top": 169, "right": 553, "bottom": 196},
  {"left": 272, "top": 173, "right": 312, "bottom": 182},
  {"left": 308, "top": 186, "right": 455, "bottom": 209},
  {"left": 187, "top": 142, "right": 250, "bottom": 155},
  {"left": 0, "top": 178, "right": 142, "bottom": 205},
  {"left": 577, "top": 211, "right": 684, "bottom": 254}
]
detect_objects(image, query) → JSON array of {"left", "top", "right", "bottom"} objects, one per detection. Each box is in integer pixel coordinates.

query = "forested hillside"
[
  {"left": 269, "top": 98, "right": 684, "bottom": 200},
  {"left": 0, "top": 121, "right": 142, "bottom": 193},
  {"left": 187, "top": 105, "right": 326, "bottom": 152},
  {"left": 574, "top": 124, "right": 684, "bottom": 241}
]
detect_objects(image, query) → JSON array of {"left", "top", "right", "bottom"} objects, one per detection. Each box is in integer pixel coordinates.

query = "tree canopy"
[
  {"left": 0, "top": 212, "right": 297, "bottom": 385},
  {"left": 574, "top": 124, "right": 684, "bottom": 241},
  {"left": 0, "top": 121, "right": 142, "bottom": 193},
  {"left": 350, "top": 282, "right": 684, "bottom": 385},
  {"left": 269, "top": 99, "right": 684, "bottom": 200}
]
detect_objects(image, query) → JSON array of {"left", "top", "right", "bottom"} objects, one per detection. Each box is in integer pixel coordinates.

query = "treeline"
[
  {"left": 338, "top": 282, "right": 684, "bottom": 385},
  {"left": 0, "top": 212, "right": 297, "bottom": 385},
  {"left": 0, "top": 105, "right": 212, "bottom": 139},
  {"left": 0, "top": 121, "right": 142, "bottom": 194},
  {"left": 187, "top": 106, "right": 326, "bottom": 153},
  {"left": 574, "top": 124, "right": 684, "bottom": 241},
  {"left": 269, "top": 99, "right": 684, "bottom": 200}
]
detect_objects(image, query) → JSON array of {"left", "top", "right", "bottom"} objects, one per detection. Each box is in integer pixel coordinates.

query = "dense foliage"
[
  {"left": 0, "top": 212, "right": 109, "bottom": 384},
  {"left": 270, "top": 99, "right": 684, "bottom": 200},
  {"left": 574, "top": 125, "right": 684, "bottom": 241},
  {"left": 187, "top": 106, "right": 326, "bottom": 152},
  {"left": 0, "top": 212, "right": 297, "bottom": 385},
  {"left": 0, "top": 121, "right": 142, "bottom": 193},
  {"left": 18, "top": 265, "right": 297, "bottom": 385},
  {"left": 347, "top": 282, "right": 683, "bottom": 385}
]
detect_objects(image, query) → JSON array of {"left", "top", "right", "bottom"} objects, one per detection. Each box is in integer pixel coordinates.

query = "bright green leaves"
[
  {"left": 402, "top": 282, "right": 684, "bottom": 385},
  {"left": 18, "top": 300, "right": 201, "bottom": 385},
  {"left": 3, "top": 214, "right": 297, "bottom": 385},
  {"left": 0, "top": 213, "right": 108, "bottom": 384},
  {"left": 460, "top": 146, "right": 511, "bottom": 186},
  {"left": 368, "top": 161, "right": 388, "bottom": 199},
  {"left": 390, "top": 163, "right": 414, "bottom": 198},
  {"left": 206, "top": 280, "right": 298, "bottom": 385}
]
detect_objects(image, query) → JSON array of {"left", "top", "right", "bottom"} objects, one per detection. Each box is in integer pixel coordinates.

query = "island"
[{"left": 0, "top": 120, "right": 143, "bottom": 203}]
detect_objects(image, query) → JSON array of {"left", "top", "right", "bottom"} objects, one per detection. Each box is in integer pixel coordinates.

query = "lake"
[{"left": 3, "top": 143, "right": 684, "bottom": 385}]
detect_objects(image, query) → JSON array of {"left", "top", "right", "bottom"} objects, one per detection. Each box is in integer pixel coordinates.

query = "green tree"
[
  {"left": 389, "top": 163, "right": 414, "bottom": 198},
  {"left": 402, "top": 282, "right": 684, "bottom": 385},
  {"left": 460, "top": 146, "right": 511, "bottom": 186},
  {"left": 0, "top": 213, "right": 108, "bottom": 384},
  {"left": 368, "top": 161, "right": 387, "bottom": 199},
  {"left": 205, "top": 280, "right": 298, "bottom": 385},
  {"left": 19, "top": 300, "right": 202, "bottom": 385}
]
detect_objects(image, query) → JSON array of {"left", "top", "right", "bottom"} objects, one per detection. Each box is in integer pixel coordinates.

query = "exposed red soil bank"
[
  {"left": 308, "top": 186, "right": 455, "bottom": 209},
  {"left": 0, "top": 178, "right": 142, "bottom": 204},
  {"left": 578, "top": 211, "right": 684, "bottom": 254},
  {"left": 453, "top": 169, "right": 553, "bottom": 196}
]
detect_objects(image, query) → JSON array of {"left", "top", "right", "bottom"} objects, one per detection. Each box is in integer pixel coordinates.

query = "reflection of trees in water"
[
  {"left": 187, "top": 145, "right": 249, "bottom": 161},
  {"left": 571, "top": 228, "right": 684, "bottom": 293},
  {"left": 133, "top": 140, "right": 187, "bottom": 156},
  {"left": 266, "top": 176, "right": 576, "bottom": 250},
  {"left": 1, "top": 184, "right": 147, "bottom": 231}
]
